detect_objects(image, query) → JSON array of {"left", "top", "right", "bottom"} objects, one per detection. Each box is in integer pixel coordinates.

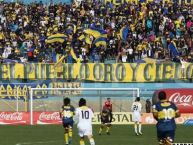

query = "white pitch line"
[{"left": 16, "top": 140, "right": 60, "bottom": 145}]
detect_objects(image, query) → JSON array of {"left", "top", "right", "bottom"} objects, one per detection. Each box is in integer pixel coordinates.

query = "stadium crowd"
[{"left": 0, "top": 1, "right": 192, "bottom": 63}]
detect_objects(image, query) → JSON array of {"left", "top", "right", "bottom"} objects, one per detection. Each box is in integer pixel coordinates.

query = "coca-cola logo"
[
  {"left": 39, "top": 112, "right": 60, "bottom": 121},
  {"left": 0, "top": 112, "right": 23, "bottom": 121},
  {"left": 168, "top": 93, "right": 193, "bottom": 106}
]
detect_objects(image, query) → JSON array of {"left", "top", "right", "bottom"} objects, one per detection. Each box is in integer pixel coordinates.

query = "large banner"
[
  {"left": 0, "top": 82, "right": 81, "bottom": 100},
  {"left": 0, "top": 63, "right": 192, "bottom": 82},
  {"left": 0, "top": 112, "right": 193, "bottom": 125}
]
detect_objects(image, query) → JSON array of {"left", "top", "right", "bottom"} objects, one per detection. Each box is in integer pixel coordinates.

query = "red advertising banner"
[
  {"left": 33, "top": 112, "right": 62, "bottom": 125},
  {"left": 152, "top": 89, "right": 193, "bottom": 113},
  {"left": 0, "top": 112, "right": 62, "bottom": 125},
  {"left": 0, "top": 112, "right": 193, "bottom": 125},
  {"left": 0, "top": 112, "right": 29, "bottom": 125}
]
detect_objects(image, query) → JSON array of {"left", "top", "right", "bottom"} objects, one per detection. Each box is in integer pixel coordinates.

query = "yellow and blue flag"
[
  {"left": 55, "top": 55, "right": 66, "bottom": 71},
  {"left": 120, "top": 26, "right": 129, "bottom": 41},
  {"left": 85, "top": 36, "right": 92, "bottom": 45},
  {"left": 70, "top": 48, "right": 81, "bottom": 63},
  {"left": 46, "top": 33, "right": 67, "bottom": 43},
  {"left": 67, "top": 23, "right": 77, "bottom": 34},
  {"left": 78, "top": 34, "right": 85, "bottom": 41},
  {"left": 94, "top": 37, "right": 107, "bottom": 47},
  {"left": 168, "top": 41, "right": 179, "bottom": 57},
  {"left": 78, "top": 34, "right": 92, "bottom": 45},
  {"left": 52, "top": 53, "right": 62, "bottom": 63},
  {"left": 84, "top": 26, "right": 107, "bottom": 38}
]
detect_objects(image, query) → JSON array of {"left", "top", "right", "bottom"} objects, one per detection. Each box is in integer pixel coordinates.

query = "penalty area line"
[{"left": 15, "top": 140, "right": 60, "bottom": 145}]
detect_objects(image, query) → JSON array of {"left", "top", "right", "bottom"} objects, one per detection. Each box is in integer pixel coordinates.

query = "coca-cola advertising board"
[
  {"left": 0, "top": 112, "right": 29, "bottom": 125},
  {"left": 152, "top": 89, "right": 193, "bottom": 113},
  {"left": 0, "top": 111, "right": 193, "bottom": 125},
  {"left": 34, "top": 112, "right": 62, "bottom": 125},
  {"left": 0, "top": 112, "right": 62, "bottom": 125}
]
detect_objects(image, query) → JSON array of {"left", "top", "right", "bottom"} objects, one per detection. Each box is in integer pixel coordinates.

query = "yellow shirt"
[
  {"left": 24, "top": 33, "right": 31, "bottom": 39},
  {"left": 175, "top": 20, "right": 181, "bottom": 28},
  {"left": 0, "top": 32, "right": 5, "bottom": 40},
  {"left": 10, "top": 32, "right": 16, "bottom": 39},
  {"left": 130, "top": 24, "right": 135, "bottom": 32},
  {"left": 139, "top": 12, "right": 144, "bottom": 20},
  {"left": 142, "top": 43, "right": 147, "bottom": 49},
  {"left": 137, "top": 44, "right": 143, "bottom": 51}
]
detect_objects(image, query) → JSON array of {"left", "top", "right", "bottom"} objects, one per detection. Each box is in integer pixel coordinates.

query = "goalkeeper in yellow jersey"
[
  {"left": 98, "top": 107, "right": 112, "bottom": 135},
  {"left": 60, "top": 97, "right": 75, "bottom": 145}
]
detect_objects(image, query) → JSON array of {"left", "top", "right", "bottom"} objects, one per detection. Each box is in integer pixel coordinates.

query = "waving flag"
[
  {"left": 94, "top": 37, "right": 107, "bottom": 47},
  {"left": 85, "top": 36, "right": 92, "bottom": 45},
  {"left": 120, "top": 26, "right": 129, "bottom": 41},
  {"left": 78, "top": 34, "right": 85, "bottom": 41},
  {"left": 78, "top": 34, "right": 92, "bottom": 45},
  {"left": 67, "top": 23, "right": 77, "bottom": 34},
  {"left": 55, "top": 55, "right": 66, "bottom": 69},
  {"left": 168, "top": 41, "right": 179, "bottom": 57},
  {"left": 84, "top": 26, "right": 107, "bottom": 38},
  {"left": 70, "top": 48, "right": 81, "bottom": 63},
  {"left": 52, "top": 53, "right": 62, "bottom": 63},
  {"left": 46, "top": 33, "right": 67, "bottom": 43}
]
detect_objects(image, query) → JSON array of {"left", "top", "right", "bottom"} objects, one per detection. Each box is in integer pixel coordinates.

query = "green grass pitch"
[{"left": 0, "top": 125, "right": 192, "bottom": 145}]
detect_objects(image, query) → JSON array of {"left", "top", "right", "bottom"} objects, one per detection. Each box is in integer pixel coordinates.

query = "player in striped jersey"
[
  {"left": 153, "top": 91, "right": 180, "bottom": 145},
  {"left": 60, "top": 97, "right": 75, "bottom": 145}
]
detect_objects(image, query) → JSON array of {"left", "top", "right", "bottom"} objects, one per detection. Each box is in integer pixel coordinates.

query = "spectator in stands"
[{"left": 0, "top": 1, "right": 192, "bottom": 63}]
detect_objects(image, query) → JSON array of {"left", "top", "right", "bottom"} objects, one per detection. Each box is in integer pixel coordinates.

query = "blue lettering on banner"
[{"left": 0, "top": 82, "right": 81, "bottom": 100}]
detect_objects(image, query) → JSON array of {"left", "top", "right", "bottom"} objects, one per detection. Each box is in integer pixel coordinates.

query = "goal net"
[{"left": 29, "top": 88, "right": 140, "bottom": 125}]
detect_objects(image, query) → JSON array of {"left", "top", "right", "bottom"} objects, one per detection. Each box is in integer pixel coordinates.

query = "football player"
[
  {"left": 131, "top": 97, "right": 142, "bottom": 136},
  {"left": 103, "top": 98, "right": 113, "bottom": 123},
  {"left": 152, "top": 91, "right": 180, "bottom": 145},
  {"left": 75, "top": 98, "right": 95, "bottom": 145},
  {"left": 98, "top": 106, "right": 111, "bottom": 135},
  {"left": 60, "top": 97, "right": 75, "bottom": 145}
]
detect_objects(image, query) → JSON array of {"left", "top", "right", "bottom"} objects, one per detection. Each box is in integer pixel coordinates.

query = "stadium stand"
[{"left": 0, "top": 1, "right": 192, "bottom": 64}]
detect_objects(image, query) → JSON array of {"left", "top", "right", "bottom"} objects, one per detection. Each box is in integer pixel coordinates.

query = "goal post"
[{"left": 29, "top": 88, "right": 140, "bottom": 125}]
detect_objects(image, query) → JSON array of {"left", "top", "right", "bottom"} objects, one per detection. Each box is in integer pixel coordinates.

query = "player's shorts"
[
  {"left": 62, "top": 118, "right": 73, "bottom": 129},
  {"left": 78, "top": 126, "right": 93, "bottom": 137},
  {"left": 132, "top": 112, "right": 141, "bottom": 122},
  {"left": 101, "top": 117, "right": 111, "bottom": 124},
  {"left": 157, "top": 130, "right": 175, "bottom": 143}
]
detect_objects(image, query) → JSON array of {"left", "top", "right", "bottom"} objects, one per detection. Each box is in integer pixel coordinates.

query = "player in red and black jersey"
[{"left": 98, "top": 98, "right": 113, "bottom": 135}]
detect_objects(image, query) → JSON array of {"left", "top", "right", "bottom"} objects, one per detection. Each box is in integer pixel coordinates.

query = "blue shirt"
[
  {"left": 153, "top": 100, "right": 178, "bottom": 131},
  {"left": 61, "top": 105, "right": 75, "bottom": 122}
]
